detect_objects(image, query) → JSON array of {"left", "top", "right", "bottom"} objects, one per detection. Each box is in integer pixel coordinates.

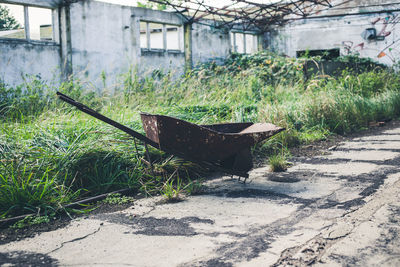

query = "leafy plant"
[
  {"left": 102, "top": 193, "right": 134, "bottom": 205},
  {"left": 0, "top": 166, "right": 73, "bottom": 218},
  {"left": 11, "top": 214, "right": 53, "bottom": 229},
  {"left": 183, "top": 179, "right": 204, "bottom": 195},
  {"left": 162, "top": 177, "right": 183, "bottom": 202}
]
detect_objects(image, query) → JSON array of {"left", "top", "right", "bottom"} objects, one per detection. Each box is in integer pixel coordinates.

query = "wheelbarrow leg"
[{"left": 238, "top": 176, "right": 248, "bottom": 184}]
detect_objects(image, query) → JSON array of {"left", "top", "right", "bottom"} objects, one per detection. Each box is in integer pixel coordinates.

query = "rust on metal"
[
  {"left": 57, "top": 92, "right": 284, "bottom": 178},
  {"left": 147, "top": 0, "right": 333, "bottom": 31},
  {"left": 140, "top": 113, "right": 284, "bottom": 175}
]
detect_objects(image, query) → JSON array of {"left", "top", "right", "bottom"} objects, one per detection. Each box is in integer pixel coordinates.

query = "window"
[
  {"left": 231, "top": 32, "right": 258, "bottom": 54},
  {"left": 0, "top": 4, "right": 25, "bottom": 39},
  {"left": 28, "top": 7, "right": 53, "bottom": 41},
  {"left": 140, "top": 21, "right": 182, "bottom": 52},
  {"left": 0, "top": 3, "right": 55, "bottom": 42},
  {"left": 166, "top": 25, "right": 180, "bottom": 50}
]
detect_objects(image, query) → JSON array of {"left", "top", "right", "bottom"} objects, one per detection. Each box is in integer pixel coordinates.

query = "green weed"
[
  {"left": 269, "top": 154, "right": 289, "bottom": 172},
  {"left": 1, "top": 52, "right": 400, "bottom": 219},
  {"left": 11, "top": 214, "right": 53, "bottom": 229},
  {"left": 0, "top": 166, "right": 74, "bottom": 218},
  {"left": 102, "top": 193, "right": 134, "bottom": 205},
  {"left": 162, "top": 177, "right": 184, "bottom": 202}
]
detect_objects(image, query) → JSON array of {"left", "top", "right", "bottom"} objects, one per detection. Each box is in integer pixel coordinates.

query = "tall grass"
[{"left": 1, "top": 51, "right": 400, "bottom": 218}]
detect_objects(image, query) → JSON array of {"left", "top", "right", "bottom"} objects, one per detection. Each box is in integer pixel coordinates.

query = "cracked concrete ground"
[{"left": 1, "top": 126, "right": 400, "bottom": 266}]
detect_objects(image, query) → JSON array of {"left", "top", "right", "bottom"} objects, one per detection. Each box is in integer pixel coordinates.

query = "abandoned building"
[{"left": 0, "top": 0, "right": 399, "bottom": 89}]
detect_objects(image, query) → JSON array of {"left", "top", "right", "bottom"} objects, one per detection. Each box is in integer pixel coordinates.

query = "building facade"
[
  {"left": 1, "top": 0, "right": 399, "bottom": 89},
  {"left": 268, "top": 0, "right": 400, "bottom": 66}
]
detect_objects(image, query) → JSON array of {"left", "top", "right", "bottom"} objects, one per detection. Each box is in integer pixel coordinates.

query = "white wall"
[
  {"left": 192, "top": 22, "right": 231, "bottom": 66},
  {"left": 69, "top": 1, "right": 136, "bottom": 90},
  {"left": 0, "top": 0, "right": 235, "bottom": 89},
  {"left": 0, "top": 39, "right": 61, "bottom": 86}
]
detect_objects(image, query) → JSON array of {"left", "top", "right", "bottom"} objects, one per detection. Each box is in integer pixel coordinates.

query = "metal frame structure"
[{"left": 147, "top": 0, "right": 333, "bottom": 31}]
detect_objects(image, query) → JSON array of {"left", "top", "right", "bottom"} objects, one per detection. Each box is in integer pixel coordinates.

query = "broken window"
[
  {"left": 140, "top": 21, "right": 148, "bottom": 49},
  {"left": 0, "top": 3, "right": 25, "bottom": 39},
  {"left": 0, "top": 3, "right": 55, "bottom": 42},
  {"left": 140, "top": 21, "right": 182, "bottom": 52},
  {"left": 166, "top": 25, "right": 181, "bottom": 51},
  {"left": 149, "top": 22, "right": 163, "bottom": 50},
  {"left": 28, "top": 7, "right": 53, "bottom": 41},
  {"left": 245, "top": 34, "right": 258, "bottom": 54},
  {"left": 231, "top": 32, "right": 258, "bottom": 54}
]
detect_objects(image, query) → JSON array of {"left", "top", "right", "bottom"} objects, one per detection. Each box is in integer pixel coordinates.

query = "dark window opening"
[{"left": 296, "top": 49, "right": 340, "bottom": 60}]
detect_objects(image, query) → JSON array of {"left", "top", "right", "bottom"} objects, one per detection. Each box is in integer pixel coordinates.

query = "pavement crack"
[
  {"left": 46, "top": 226, "right": 102, "bottom": 255},
  {"left": 271, "top": 172, "right": 400, "bottom": 266}
]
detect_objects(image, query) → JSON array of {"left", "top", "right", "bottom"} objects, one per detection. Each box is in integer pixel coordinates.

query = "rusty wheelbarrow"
[{"left": 57, "top": 92, "right": 284, "bottom": 179}]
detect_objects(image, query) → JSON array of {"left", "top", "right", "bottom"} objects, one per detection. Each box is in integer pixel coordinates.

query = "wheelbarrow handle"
[{"left": 56, "top": 92, "right": 159, "bottom": 148}]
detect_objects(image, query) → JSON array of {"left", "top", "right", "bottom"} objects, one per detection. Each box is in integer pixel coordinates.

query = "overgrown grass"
[{"left": 1, "top": 51, "right": 400, "bottom": 219}]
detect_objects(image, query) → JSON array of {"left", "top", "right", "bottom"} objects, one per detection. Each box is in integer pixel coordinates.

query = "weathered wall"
[
  {"left": 132, "top": 7, "right": 185, "bottom": 77},
  {"left": 0, "top": 0, "right": 234, "bottom": 89},
  {"left": 139, "top": 50, "right": 184, "bottom": 77},
  {"left": 69, "top": 1, "right": 136, "bottom": 90},
  {"left": 0, "top": 39, "right": 61, "bottom": 86},
  {"left": 269, "top": 2, "right": 400, "bottom": 65},
  {"left": 69, "top": 1, "right": 187, "bottom": 89},
  {"left": 0, "top": 0, "right": 61, "bottom": 86},
  {"left": 191, "top": 22, "right": 231, "bottom": 66},
  {"left": 69, "top": 1, "right": 233, "bottom": 88}
]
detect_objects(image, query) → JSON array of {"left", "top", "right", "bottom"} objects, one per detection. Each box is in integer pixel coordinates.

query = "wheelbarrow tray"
[
  {"left": 141, "top": 113, "right": 284, "bottom": 175},
  {"left": 56, "top": 92, "right": 284, "bottom": 178}
]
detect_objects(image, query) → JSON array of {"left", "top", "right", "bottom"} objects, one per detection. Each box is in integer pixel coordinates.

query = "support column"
[
  {"left": 59, "top": 5, "right": 73, "bottom": 80},
  {"left": 233, "top": 32, "right": 237, "bottom": 53},
  {"left": 23, "top": 6, "right": 30, "bottom": 40},
  {"left": 184, "top": 22, "right": 192, "bottom": 72},
  {"left": 162, "top": 24, "right": 167, "bottom": 51},
  {"left": 146, "top": 22, "right": 150, "bottom": 50}
]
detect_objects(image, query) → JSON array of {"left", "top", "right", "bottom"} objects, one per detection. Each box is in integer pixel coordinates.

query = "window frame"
[
  {"left": 231, "top": 31, "right": 259, "bottom": 54},
  {"left": 0, "top": 3, "right": 58, "bottom": 44},
  {"left": 140, "top": 20, "right": 183, "bottom": 53}
]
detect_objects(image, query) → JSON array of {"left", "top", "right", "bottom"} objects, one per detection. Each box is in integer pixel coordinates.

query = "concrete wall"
[
  {"left": 0, "top": 34, "right": 61, "bottom": 86},
  {"left": 269, "top": 2, "right": 400, "bottom": 66},
  {"left": 69, "top": 1, "right": 187, "bottom": 89},
  {"left": 69, "top": 1, "right": 136, "bottom": 89},
  {"left": 0, "top": 0, "right": 237, "bottom": 89},
  {"left": 0, "top": 0, "right": 61, "bottom": 86},
  {"left": 68, "top": 1, "right": 232, "bottom": 89},
  {"left": 133, "top": 6, "right": 185, "bottom": 78},
  {"left": 191, "top": 22, "right": 231, "bottom": 66}
]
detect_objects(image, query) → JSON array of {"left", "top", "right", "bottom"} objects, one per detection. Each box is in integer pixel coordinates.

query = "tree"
[
  {"left": 137, "top": 1, "right": 167, "bottom": 11},
  {"left": 0, "top": 5, "right": 21, "bottom": 31}
]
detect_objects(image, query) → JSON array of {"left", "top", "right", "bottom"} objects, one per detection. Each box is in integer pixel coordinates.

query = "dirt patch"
[{"left": 95, "top": 213, "right": 214, "bottom": 236}]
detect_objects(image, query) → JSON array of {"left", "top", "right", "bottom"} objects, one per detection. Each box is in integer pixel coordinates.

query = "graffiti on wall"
[{"left": 341, "top": 13, "right": 400, "bottom": 63}]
